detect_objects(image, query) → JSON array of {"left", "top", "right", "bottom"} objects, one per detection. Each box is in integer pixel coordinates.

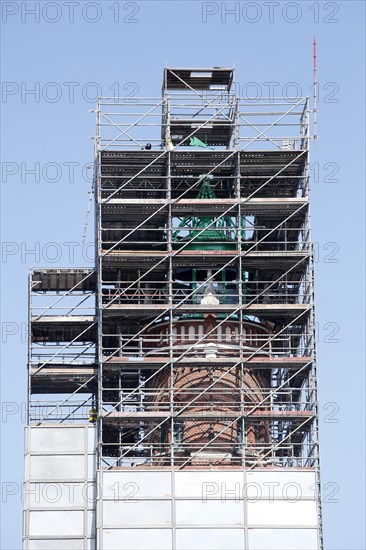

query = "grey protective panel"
[
  {"left": 29, "top": 455, "right": 85, "bottom": 481},
  {"left": 27, "top": 482, "right": 90, "bottom": 508},
  {"left": 175, "top": 471, "right": 243, "bottom": 498},
  {"left": 103, "top": 500, "right": 172, "bottom": 526},
  {"left": 29, "top": 427, "right": 87, "bottom": 453},
  {"left": 101, "top": 470, "right": 172, "bottom": 498},
  {"left": 175, "top": 500, "right": 244, "bottom": 526},
  {"left": 246, "top": 470, "right": 317, "bottom": 500},
  {"left": 102, "top": 528, "right": 172, "bottom": 550},
  {"left": 176, "top": 528, "right": 245, "bottom": 550},
  {"left": 28, "top": 540, "right": 84, "bottom": 550},
  {"left": 28, "top": 540, "right": 96, "bottom": 550},
  {"left": 248, "top": 528, "right": 319, "bottom": 549},
  {"left": 247, "top": 500, "right": 317, "bottom": 527},
  {"left": 87, "top": 454, "right": 97, "bottom": 481},
  {"left": 28, "top": 511, "right": 84, "bottom": 536}
]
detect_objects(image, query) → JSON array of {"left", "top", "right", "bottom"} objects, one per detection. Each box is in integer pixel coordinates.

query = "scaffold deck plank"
[{"left": 102, "top": 356, "right": 313, "bottom": 369}]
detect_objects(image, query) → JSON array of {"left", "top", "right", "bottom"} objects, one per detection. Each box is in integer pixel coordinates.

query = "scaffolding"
[{"left": 27, "top": 67, "right": 322, "bottom": 547}]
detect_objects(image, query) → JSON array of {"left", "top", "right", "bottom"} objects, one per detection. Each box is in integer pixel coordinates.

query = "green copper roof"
[{"left": 173, "top": 177, "right": 237, "bottom": 250}]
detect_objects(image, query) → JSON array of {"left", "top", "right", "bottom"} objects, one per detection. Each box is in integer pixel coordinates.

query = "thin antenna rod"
[{"left": 313, "top": 36, "right": 317, "bottom": 145}]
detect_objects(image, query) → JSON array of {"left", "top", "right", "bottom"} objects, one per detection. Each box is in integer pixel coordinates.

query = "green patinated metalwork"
[
  {"left": 172, "top": 176, "right": 248, "bottom": 319},
  {"left": 172, "top": 176, "right": 238, "bottom": 251}
]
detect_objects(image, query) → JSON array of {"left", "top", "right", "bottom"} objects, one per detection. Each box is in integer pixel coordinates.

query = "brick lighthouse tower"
[{"left": 24, "top": 67, "right": 322, "bottom": 550}]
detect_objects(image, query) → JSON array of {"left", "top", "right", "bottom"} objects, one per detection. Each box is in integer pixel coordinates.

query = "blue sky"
[{"left": 1, "top": 1, "right": 365, "bottom": 548}]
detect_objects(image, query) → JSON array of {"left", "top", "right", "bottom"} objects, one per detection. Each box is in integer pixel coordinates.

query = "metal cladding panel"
[
  {"left": 248, "top": 528, "right": 319, "bottom": 549},
  {"left": 175, "top": 470, "right": 243, "bottom": 498},
  {"left": 246, "top": 470, "right": 317, "bottom": 499},
  {"left": 101, "top": 470, "right": 172, "bottom": 498},
  {"left": 175, "top": 500, "right": 244, "bottom": 526},
  {"left": 176, "top": 529, "right": 244, "bottom": 550},
  {"left": 87, "top": 454, "right": 96, "bottom": 481},
  {"left": 28, "top": 511, "right": 84, "bottom": 536},
  {"left": 29, "top": 427, "right": 87, "bottom": 453},
  {"left": 247, "top": 500, "right": 318, "bottom": 527},
  {"left": 102, "top": 528, "right": 172, "bottom": 550},
  {"left": 103, "top": 500, "right": 172, "bottom": 526},
  {"left": 29, "top": 455, "right": 85, "bottom": 481},
  {"left": 28, "top": 540, "right": 89, "bottom": 550},
  {"left": 87, "top": 427, "right": 96, "bottom": 451},
  {"left": 28, "top": 541, "right": 83, "bottom": 550},
  {"left": 27, "top": 482, "right": 93, "bottom": 508},
  {"left": 88, "top": 509, "right": 96, "bottom": 537}
]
